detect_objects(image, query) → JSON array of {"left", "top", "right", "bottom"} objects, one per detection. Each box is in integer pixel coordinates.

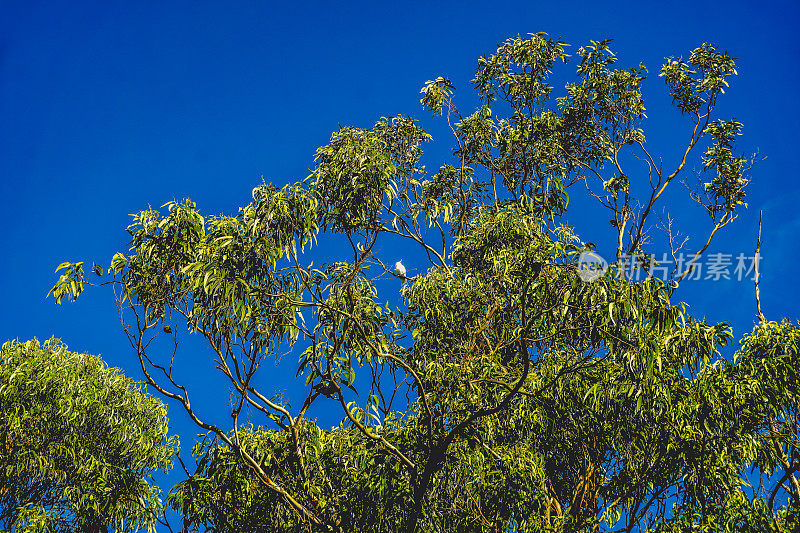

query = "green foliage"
[
  {"left": 473, "top": 33, "right": 569, "bottom": 110},
  {"left": 48, "top": 261, "right": 85, "bottom": 304},
  {"left": 419, "top": 77, "right": 455, "bottom": 117},
  {"left": 700, "top": 119, "right": 748, "bottom": 217},
  {"left": 653, "top": 491, "right": 798, "bottom": 532},
  {"left": 659, "top": 43, "right": 737, "bottom": 114},
  {"left": 312, "top": 116, "right": 430, "bottom": 233},
  {"left": 169, "top": 420, "right": 414, "bottom": 533},
  {"left": 0, "top": 339, "right": 177, "bottom": 533},
  {"left": 49, "top": 33, "right": 797, "bottom": 533}
]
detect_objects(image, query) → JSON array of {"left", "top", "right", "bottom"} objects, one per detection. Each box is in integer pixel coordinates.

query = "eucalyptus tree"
[
  {"left": 50, "top": 34, "right": 797, "bottom": 532},
  {"left": 0, "top": 339, "right": 177, "bottom": 533}
]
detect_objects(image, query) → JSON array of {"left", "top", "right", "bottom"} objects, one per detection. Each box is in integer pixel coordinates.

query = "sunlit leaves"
[
  {"left": 45, "top": 32, "right": 797, "bottom": 533},
  {"left": 574, "top": 39, "right": 648, "bottom": 135},
  {"left": 419, "top": 77, "right": 455, "bottom": 117},
  {"left": 312, "top": 116, "right": 430, "bottom": 233},
  {"left": 298, "top": 262, "right": 391, "bottom": 394},
  {"left": 700, "top": 119, "right": 748, "bottom": 218},
  {"left": 169, "top": 423, "right": 413, "bottom": 532},
  {"left": 473, "top": 33, "right": 569, "bottom": 110},
  {"left": 48, "top": 261, "right": 85, "bottom": 304},
  {"left": 660, "top": 42, "right": 737, "bottom": 114},
  {"left": 421, "top": 164, "right": 488, "bottom": 229},
  {"left": 246, "top": 181, "right": 319, "bottom": 258},
  {"left": 0, "top": 339, "right": 177, "bottom": 532}
]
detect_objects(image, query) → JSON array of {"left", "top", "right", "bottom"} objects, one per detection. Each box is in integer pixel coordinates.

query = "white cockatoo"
[{"left": 394, "top": 260, "right": 407, "bottom": 280}]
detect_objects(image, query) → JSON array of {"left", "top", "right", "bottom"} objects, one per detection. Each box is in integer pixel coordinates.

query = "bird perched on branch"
[{"left": 394, "top": 260, "right": 407, "bottom": 280}]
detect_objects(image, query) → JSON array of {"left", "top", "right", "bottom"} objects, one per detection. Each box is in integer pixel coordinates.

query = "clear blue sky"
[{"left": 2, "top": 0, "right": 799, "bottom": 504}]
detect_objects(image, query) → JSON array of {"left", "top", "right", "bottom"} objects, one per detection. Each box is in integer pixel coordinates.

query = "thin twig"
[{"left": 755, "top": 210, "right": 765, "bottom": 323}]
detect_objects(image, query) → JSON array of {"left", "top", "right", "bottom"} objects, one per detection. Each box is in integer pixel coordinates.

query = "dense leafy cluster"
[{"left": 0, "top": 339, "right": 176, "bottom": 533}]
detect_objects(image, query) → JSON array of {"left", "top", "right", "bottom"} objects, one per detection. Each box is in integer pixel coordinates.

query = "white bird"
[{"left": 394, "top": 260, "right": 407, "bottom": 279}]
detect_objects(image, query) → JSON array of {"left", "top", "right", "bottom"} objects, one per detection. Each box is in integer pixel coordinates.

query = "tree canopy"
[
  {"left": 48, "top": 33, "right": 798, "bottom": 532},
  {"left": 0, "top": 339, "right": 177, "bottom": 533}
]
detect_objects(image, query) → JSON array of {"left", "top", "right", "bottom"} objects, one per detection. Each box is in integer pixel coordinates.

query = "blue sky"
[{"left": 2, "top": 0, "right": 800, "bottom": 506}]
